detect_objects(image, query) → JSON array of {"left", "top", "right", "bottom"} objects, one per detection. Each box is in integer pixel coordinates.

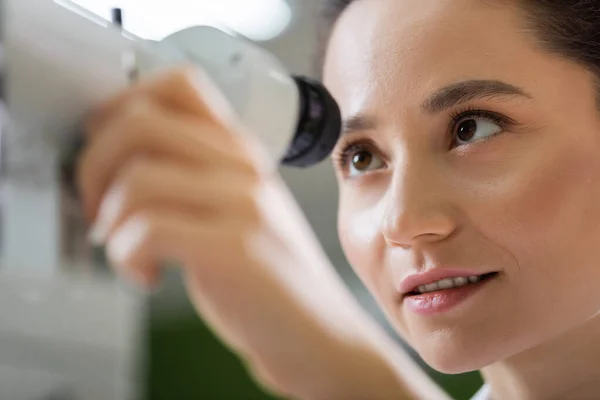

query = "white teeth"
[
  {"left": 453, "top": 276, "right": 468, "bottom": 287},
  {"left": 414, "top": 274, "right": 484, "bottom": 294},
  {"left": 437, "top": 278, "right": 454, "bottom": 289},
  {"left": 424, "top": 283, "right": 438, "bottom": 292}
]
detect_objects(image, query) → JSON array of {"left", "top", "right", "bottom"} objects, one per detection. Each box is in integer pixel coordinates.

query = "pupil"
[
  {"left": 457, "top": 119, "right": 477, "bottom": 142},
  {"left": 352, "top": 151, "right": 372, "bottom": 170}
]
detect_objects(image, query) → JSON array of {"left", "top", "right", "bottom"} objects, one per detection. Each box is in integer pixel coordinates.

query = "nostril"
[
  {"left": 386, "top": 239, "right": 411, "bottom": 250},
  {"left": 382, "top": 176, "right": 458, "bottom": 248},
  {"left": 384, "top": 229, "right": 458, "bottom": 249}
]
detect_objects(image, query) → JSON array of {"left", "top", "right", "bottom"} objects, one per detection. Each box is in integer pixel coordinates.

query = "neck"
[{"left": 481, "top": 316, "right": 600, "bottom": 400}]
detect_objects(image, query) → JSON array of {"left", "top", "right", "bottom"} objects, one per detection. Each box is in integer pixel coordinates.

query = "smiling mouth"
[{"left": 405, "top": 272, "right": 499, "bottom": 296}]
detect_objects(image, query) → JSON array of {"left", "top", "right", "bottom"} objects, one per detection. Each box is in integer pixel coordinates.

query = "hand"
[{"left": 77, "top": 67, "right": 430, "bottom": 399}]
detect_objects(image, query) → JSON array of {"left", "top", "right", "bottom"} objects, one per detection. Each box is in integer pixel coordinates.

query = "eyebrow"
[
  {"left": 340, "top": 79, "right": 531, "bottom": 136},
  {"left": 422, "top": 79, "right": 532, "bottom": 114},
  {"left": 341, "top": 114, "right": 377, "bottom": 135}
]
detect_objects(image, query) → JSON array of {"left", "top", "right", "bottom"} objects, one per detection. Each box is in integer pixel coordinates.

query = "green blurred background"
[{"left": 145, "top": 296, "right": 483, "bottom": 400}]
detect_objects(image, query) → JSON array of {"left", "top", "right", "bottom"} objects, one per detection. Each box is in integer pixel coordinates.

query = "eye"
[
  {"left": 348, "top": 149, "right": 385, "bottom": 177},
  {"left": 452, "top": 116, "right": 503, "bottom": 147},
  {"left": 333, "top": 141, "right": 386, "bottom": 178}
]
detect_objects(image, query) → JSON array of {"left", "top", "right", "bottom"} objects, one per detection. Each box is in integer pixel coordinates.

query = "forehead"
[{"left": 323, "top": 0, "right": 535, "bottom": 115}]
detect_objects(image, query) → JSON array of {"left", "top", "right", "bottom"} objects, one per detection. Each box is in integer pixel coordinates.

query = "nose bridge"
[{"left": 382, "top": 151, "right": 456, "bottom": 247}]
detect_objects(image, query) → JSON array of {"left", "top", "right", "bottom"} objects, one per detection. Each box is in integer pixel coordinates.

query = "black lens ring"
[{"left": 282, "top": 76, "right": 341, "bottom": 167}]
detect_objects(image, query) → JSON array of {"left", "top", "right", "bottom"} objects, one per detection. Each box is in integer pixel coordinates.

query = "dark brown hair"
[{"left": 317, "top": 0, "right": 600, "bottom": 93}]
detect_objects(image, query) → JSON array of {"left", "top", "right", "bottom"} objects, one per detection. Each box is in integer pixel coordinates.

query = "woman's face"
[{"left": 324, "top": 0, "right": 600, "bottom": 373}]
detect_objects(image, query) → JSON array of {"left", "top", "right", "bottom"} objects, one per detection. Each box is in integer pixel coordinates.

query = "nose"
[{"left": 382, "top": 161, "right": 458, "bottom": 248}]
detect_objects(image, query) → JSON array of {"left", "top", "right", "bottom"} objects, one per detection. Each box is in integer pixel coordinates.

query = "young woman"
[{"left": 78, "top": 0, "right": 600, "bottom": 398}]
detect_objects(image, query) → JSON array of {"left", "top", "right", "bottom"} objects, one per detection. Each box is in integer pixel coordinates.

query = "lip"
[
  {"left": 403, "top": 277, "right": 496, "bottom": 316},
  {"left": 398, "top": 268, "right": 496, "bottom": 296}
]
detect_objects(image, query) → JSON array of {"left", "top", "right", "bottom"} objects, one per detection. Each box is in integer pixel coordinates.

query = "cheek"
[
  {"left": 337, "top": 189, "right": 415, "bottom": 339},
  {"left": 338, "top": 198, "right": 386, "bottom": 291},
  {"left": 495, "top": 147, "right": 598, "bottom": 258},
  {"left": 475, "top": 138, "right": 600, "bottom": 313}
]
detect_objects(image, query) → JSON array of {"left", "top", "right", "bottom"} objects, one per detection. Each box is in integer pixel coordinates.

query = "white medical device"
[{"left": 0, "top": 1, "right": 341, "bottom": 398}]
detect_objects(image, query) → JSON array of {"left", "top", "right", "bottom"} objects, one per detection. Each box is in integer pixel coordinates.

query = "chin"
[
  {"left": 411, "top": 334, "right": 503, "bottom": 374},
  {"left": 421, "top": 353, "right": 484, "bottom": 375}
]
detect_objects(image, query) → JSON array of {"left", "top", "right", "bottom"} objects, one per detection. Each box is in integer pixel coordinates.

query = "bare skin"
[
  {"left": 324, "top": 0, "right": 600, "bottom": 398},
  {"left": 77, "top": 1, "right": 600, "bottom": 399},
  {"left": 78, "top": 69, "right": 437, "bottom": 399}
]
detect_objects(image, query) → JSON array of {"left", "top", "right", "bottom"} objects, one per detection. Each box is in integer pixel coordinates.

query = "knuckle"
[
  {"left": 115, "top": 160, "right": 150, "bottom": 207},
  {"left": 121, "top": 98, "right": 153, "bottom": 127},
  {"left": 236, "top": 193, "right": 265, "bottom": 235},
  {"left": 113, "top": 101, "right": 157, "bottom": 148},
  {"left": 238, "top": 160, "right": 263, "bottom": 184},
  {"left": 120, "top": 157, "right": 150, "bottom": 186},
  {"left": 169, "top": 68, "right": 200, "bottom": 94}
]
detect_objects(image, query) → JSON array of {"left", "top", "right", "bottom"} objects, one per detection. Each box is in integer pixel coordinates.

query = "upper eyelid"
[
  {"left": 335, "top": 106, "right": 520, "bottom": 155},
  {"left": 448, "top": 109, "right": 521, "bottom": 136},
  {"left": 450, "top": 108, "right": 516, "bottom": 123},
  {"left": 331, "top": 137, "right": 390, "bottom": 177},
  {"left": 335, "top": 136, "right": 388, "bottom": 161}
]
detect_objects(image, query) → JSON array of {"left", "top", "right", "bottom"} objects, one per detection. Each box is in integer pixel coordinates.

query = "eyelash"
[
  {"left": 449, "top": 106, "right": 514, "bottom": 146},
  {"left": 332, "top": 138, "right": 380, "bottom": 175},
  {"left": 332, "top": 107, "right": 516, "bottom": 174}
]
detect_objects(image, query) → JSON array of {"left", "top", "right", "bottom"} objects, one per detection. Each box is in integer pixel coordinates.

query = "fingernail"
[
  {"left": 106, "top": 216, "right": 147, "bottom": 265},
  {"left": 87, "top": 185, "right": 125, "bottom": 245},
  {"left": 87, "top": 223, "right": 107, "bottom": 245}
]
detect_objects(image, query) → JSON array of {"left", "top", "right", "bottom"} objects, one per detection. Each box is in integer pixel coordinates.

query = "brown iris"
[
  {"left": 456, "top": 119, "right": 478, "bottom": 142},
  {"left": 352, "top": 151, "right": 373, "bottom": 171}
]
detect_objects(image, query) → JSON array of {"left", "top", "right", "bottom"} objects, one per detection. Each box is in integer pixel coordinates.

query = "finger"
[
  {"left": 105, "top": 206, "right": 343, "bottom": 388},
  {"left": 104, "top": 208, "right": 258, "bottom": 288},
  {"left": 104, "top": 206, "right": 279, "bottom": 354},
  {"left": 77, "top": 98, "right": 255, "bottom": 220},
  {"left": 90, "top": 157, "right": 260, "bottom": 244},
  {"left": 86, "top": 66, "right": 237, "bottom": 135}
]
